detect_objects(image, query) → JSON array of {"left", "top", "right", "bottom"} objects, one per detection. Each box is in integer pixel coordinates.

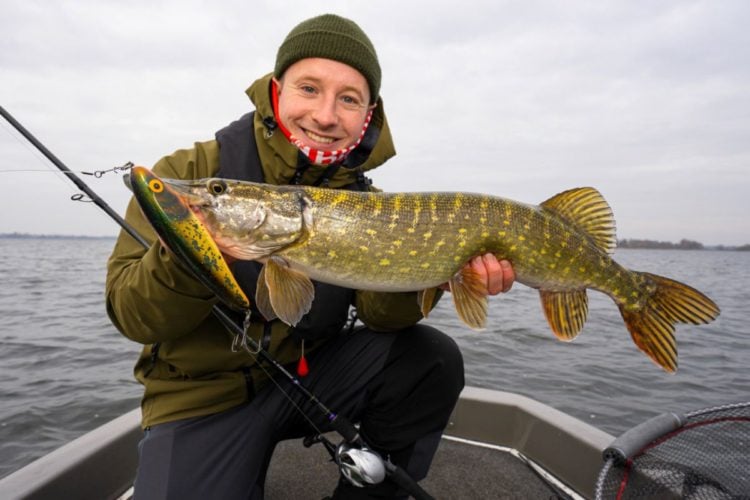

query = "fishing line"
[{"left": 0, "top": 105, "right": 433, "bottom": 500}]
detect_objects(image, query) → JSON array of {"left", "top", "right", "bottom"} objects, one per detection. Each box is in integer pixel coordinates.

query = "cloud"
[{"left": 1, "top": 0, "right": 749, "bottom": 245}]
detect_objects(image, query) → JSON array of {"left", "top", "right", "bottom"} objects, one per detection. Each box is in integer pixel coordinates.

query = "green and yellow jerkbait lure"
[
  {"left": 129, "top": 166, "right": 719, "bottom": 372},
  {"left": 127, "top": 167, "right": 249, "bottom": 311}
]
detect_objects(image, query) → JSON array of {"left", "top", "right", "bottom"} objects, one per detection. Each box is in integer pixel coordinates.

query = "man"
[{"left": 107, "top": 14, "right": 514, "bottom": 499}]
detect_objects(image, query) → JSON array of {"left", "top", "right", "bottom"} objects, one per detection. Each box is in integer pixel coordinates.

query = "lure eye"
[
  {"left": 208, "top": 179, "right": 227, "bottom": 195},
  {"left": 148, "top": 179, "right": 164, "bottom": 193}
]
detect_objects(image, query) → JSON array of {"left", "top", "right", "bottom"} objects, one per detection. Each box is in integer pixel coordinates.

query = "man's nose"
[{"left": 311, "top": 95, "right": 338, "bottom": 127}]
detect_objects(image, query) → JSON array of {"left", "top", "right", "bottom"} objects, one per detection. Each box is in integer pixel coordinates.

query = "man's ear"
[{"left": 272, "top": 77, "right": 282, "bottom": 94}]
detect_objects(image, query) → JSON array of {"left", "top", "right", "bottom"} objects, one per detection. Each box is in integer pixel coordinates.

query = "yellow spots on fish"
[
  {"left": 392, "top": 239, "right": 403, "bottom": 247},
  {"left": 481, "top": 231, "right": 490, "bottom": 238},
  {"left": 518, "top": 235, "right": 526, "bottom": 242},
  {"left": 359, "top": 245, "right": 369, "bottom": 253},
  {"left": 503, "top": 220, "right": 511, "bottom": 226},
  {"left": 429, "top": 195, "right": 440, "bottom": 222},
  {"left": 366, "top": 228, "right": 377, "bottom": 236},
  {"left": 458, "top": 241, "right": 466, "bottom": 248},
  {"left": 399, "top": 267, "right": 411, "bottom": 273},
  {"left": 327, "top": 250, "right": 337, "bottom": 259},
  {"left": 453, "top": 195, "right": 463, "bottom": 210},
  {"left": 497, "top": 231, "right": 506, "bottom": 238},
  {"left": 420, "top": 262, "right": 431, "bottom": 269},
  {"left": 458, "top": 228, "right": 467, "bottom": 234},
  {"left": 510, "top": 245, "right": 517, "bottom": 252},
  {"left": 579, "top": 266, "right": 587, "bottom": 273},
  {"left": 435, "top": 240, "right": 446, "bottom": 248},
  {"left": 328, "top": 191, "right": 350, "bottom": 208},
  {"left": 423, "top": 231, "right": 433, "bottom": 240},
  {"left": 480, "top": 217, "right": 487, "bottom": 224},
  {"left": 393, "top": 195, "right": 402, "bottom": 213},
  {"left": 379, "top": 258, "right": 391, "bottom": 266},
  {"left": 454, "top": 255, "right": 462, "bottom": 262},
  {"left": 549, "top": 262, "right": 557, "bottom": 270},
  {"left": 372, "top": 198, "right": 383, "bottom": 217},
  {"left": 407, "top": 227, "right": 416, "bottom": 234},
  {"left": 409, "top": 250, "right": 418, "bottom": 256}
]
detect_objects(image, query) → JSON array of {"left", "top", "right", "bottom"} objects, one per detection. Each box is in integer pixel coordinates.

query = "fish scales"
[
  {"left": 128, "top": 167, "right": 720, "bottom": 372},
  {"left": 286, "top": 188, "right": 638, "bottom": 302}
]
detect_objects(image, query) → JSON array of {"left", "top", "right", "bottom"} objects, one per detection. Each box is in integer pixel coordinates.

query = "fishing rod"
[{"left": 0, "top": 105, "right": 433, "bottom": 499}]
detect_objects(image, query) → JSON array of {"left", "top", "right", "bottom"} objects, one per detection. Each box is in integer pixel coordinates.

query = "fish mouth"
[{"left": 160, "top": 178, "right": 210, "bottom": 208}]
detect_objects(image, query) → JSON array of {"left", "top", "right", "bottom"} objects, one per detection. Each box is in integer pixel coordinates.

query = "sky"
[{"left": 1, "top": 0, "right": 748, "bottom": 246}]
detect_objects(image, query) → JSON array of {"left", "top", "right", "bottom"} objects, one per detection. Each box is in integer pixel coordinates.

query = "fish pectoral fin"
[
  {"left": 262, "top": 257, "right": 314, "bottom": 326},
  {"left": 450, "top": 267, "right": 488, "bottom": 330},
  {"left": 417, "top": 287, "right": 441, "bottom": 319},
  {"left": 254, "top": 266, "right": 278, "bottom": 322},
  {"left": 539, "top": 289, "right": 589, "bottom": 341}
]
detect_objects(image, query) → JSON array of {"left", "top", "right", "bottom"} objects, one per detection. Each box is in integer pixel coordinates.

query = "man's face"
[{"left": 274, "top": 58, "right": 374, "bottom": 152}]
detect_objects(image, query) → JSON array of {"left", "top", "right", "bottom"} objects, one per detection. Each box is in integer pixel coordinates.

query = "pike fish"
[{"left": 128, "top": 166, "right": 720, "bottom": 372}]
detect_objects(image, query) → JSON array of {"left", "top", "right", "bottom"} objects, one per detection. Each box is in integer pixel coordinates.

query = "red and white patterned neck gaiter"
[{"left": 271, "top": 80, "right": 372, "bottom": 166}]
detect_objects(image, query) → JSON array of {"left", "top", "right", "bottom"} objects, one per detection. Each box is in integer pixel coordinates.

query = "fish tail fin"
[{"left": 619, "top": 272, "right": 720, "bottom": 372}]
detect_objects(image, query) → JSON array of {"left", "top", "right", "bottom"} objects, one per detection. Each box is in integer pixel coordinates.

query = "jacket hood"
[{"left": 245, "top": 73, "right": 396, "bottom": 187}]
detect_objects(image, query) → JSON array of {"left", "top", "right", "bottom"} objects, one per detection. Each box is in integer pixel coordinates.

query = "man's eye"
[
  {"left": 341, "top": 95, "right": 362, "bottom": 108},
  {"left": 300, "top": 85, "right": 316, "bottom": 94}
]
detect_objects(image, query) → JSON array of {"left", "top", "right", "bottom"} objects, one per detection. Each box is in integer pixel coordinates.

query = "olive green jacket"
[{"left": 106, "top": 74, "right": 431, "bottom": 428}]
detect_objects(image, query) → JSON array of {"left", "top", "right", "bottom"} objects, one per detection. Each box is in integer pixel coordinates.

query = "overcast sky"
[{"left": 2, "top": 0, "right": 748, "bottom": 245}]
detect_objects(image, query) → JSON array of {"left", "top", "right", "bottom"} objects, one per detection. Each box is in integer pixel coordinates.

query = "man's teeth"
[{"left": 305, "top": 130, "right": 335, "bottom": 144}]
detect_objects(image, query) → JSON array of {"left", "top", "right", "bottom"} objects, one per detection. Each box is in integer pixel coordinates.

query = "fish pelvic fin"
[
  {"left": 450, "top": 267, "right": 488, "bottom": 330},
  {"left": 417, "top": 287, "right": 441, "bottom": 319},
  {"left": 540, "top": 187, "right": 616, "bottom": 255},
  {"left": 620, "top": 272, "right": 720, "bottom": 373},
  {"left": 539, "top": 289, "right": 589, "bottom": 341},
  {"left": 258, "top": 257, "right": 314, "bottom": 326},
  {"left": 255, "top": 266, "right": 278, "bottom": 322}
]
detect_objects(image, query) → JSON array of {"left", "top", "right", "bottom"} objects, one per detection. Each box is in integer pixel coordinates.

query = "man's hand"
[{"left": 441, "top": 254, "right": 515, "bottom": 295}]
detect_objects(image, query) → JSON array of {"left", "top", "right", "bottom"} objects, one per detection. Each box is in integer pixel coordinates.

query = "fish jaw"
[{"left": 128, "top": 167, "right": 250, "bottom": 311}]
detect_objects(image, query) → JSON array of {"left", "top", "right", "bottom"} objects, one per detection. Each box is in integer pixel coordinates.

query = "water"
[{"left": 0, "top": 238, "right": 748, "bottom": 479}]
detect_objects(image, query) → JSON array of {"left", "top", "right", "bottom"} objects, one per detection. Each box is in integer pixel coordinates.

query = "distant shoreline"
[
  {"left": 0, "top": 232, "right": 116, "bottom": 240},
  {"left": 1, "top": 232, "right": 747, "bottom": 251}
]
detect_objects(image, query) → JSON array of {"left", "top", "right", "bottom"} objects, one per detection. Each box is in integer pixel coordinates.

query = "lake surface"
[{"left": 0, "top": 237, "right": 748, "bottom": 478}]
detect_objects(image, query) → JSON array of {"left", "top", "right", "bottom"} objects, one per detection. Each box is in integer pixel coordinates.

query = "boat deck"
[
  {"left": 0, "top": 387, "right": 612, "bottom": 499},
  {"left": 266, "top": 435, "right": 564, "bottom": 499}
]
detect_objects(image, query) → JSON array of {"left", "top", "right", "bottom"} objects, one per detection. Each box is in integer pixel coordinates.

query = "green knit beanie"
[{"left": 274, "top": 14, "right": 381, "bottom": 104}]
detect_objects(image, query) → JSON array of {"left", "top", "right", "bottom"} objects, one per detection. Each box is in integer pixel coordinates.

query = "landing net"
[{"left": 595, "top": 401, "right": 750, "bottom": 499}]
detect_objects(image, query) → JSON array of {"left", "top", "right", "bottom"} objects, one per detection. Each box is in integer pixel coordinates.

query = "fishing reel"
[
  {"left": 335, "top": 441, "right": 387, "bottom": 487},
  {"left": 303, "top": 434, "right": 386, "bottom": 487}
]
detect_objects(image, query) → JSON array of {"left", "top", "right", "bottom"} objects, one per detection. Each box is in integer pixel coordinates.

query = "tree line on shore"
[{"left": 617, "top": 238, "right": 750, "bottom": 251}]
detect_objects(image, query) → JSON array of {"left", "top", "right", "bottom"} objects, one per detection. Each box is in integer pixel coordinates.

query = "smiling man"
[{"left": 107, "top": 13, "right": 514, "bottom": 499}]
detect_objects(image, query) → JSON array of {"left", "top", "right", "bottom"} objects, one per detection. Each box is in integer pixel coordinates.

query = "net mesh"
[{"left": 595, "top": 402, "right": 750, "bottom": 499}]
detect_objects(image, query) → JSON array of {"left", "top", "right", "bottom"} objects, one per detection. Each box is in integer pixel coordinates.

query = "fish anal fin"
[
  {"left": 262, "top": 257, "right": 314, "bottom": 326},
  {"left": 417, "top": 287, "right": 440, "bottom": 319},
  {"left": 540, "top": 187, "right": 616, "bottom": 254},
  {"left": 539, "top": 289, "right": 589, "bottom": 341},
  {"left": 450, "top": 267, "right": 488, "bottom": 330},
  {"left": 254, "top": 266, "right": 277, "bottom": 322}
]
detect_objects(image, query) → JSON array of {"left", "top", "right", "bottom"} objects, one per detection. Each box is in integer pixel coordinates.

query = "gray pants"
[{"left": 133, "top": 324, "right": 464, "bottom": 499}]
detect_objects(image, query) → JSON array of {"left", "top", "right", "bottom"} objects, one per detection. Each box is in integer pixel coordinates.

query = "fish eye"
[
  {"left": 148, "top": 179, "right": 163, "bottom": 193},
  {"left": 208, "top": 179, "right": 227, "bottom": 195}
]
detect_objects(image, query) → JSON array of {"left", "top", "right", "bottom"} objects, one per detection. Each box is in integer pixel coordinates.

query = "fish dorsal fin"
[
  {"left": 540, "top": 187, "right": 616, "bottom": 254},
  {"left": 539, "top": 289, "right": 589, "bottom": 341},
  {"left": 450, "top": 267, "right": 488, "bottom": 330},
  {"left": 258, "top": 257, "right": 314, "bottom": 326}
]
